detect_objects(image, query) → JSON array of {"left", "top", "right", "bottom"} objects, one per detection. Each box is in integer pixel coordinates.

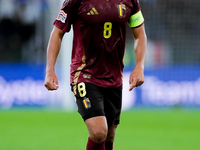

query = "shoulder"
[
  {"left": 129, "top": 0, "right": 141, "bottom": 15},
  {"left": 130, "top": 0, "right": 141, "bottom": 9},
  {"left": 131, "top": 0, "right": 140, "bottom": 5},
  {"left": 61, "top": 0, "right": 80, "bottom": 10}
]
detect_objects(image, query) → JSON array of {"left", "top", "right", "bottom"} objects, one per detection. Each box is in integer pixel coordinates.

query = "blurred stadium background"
[
  {"left": 0, "top": 0, "right": 200, "bottom": 109},
  {"left": 0, "top": 0, "right": 200, "bottom": 150}
]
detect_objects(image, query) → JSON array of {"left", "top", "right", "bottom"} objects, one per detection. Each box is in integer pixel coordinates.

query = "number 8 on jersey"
[{"left": 103, "top": 22, "right": 112, "bottom": 39}]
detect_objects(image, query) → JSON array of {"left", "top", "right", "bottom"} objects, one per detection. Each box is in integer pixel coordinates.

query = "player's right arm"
[{"left": 44, "top": 26, "right": 65, "bottom": 90}]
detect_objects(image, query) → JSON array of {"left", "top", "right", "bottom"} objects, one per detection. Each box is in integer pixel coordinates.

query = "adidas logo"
[{"left": 87, "top": 7, "right": 99, "bottom": 15}]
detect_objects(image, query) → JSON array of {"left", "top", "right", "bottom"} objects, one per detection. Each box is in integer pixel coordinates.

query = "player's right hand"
[{"left": 44, "top": 72, "right": 59, "bottom": 90}]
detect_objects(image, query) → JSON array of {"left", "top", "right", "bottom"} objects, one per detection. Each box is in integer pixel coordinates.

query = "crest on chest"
[{"left": 118, "top": 3, "right": 126, "bottom": 18}]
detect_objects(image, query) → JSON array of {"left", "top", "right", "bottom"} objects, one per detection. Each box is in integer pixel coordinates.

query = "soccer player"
[{"left": 44, "top": 0, "right": 147, "bottom": 149}]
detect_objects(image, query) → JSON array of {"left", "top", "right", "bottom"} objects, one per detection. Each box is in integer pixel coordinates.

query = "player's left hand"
[{"left": 129, "top": 68, "right": 144, "bottom": 91}]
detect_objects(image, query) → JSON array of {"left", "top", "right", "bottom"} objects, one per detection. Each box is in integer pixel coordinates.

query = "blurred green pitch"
[{"left": 0, "top": 108, "right": 200, "bottom": 150}]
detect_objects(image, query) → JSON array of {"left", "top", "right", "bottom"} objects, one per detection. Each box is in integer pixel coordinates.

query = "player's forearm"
[
  {"left": 132, "top": 25, "right": 147, "bottom": 70},
  {"left": 46, "top": 28, "right": 63, "bottom": 73},
  {"left": 131, "top": 24, "right": 147, "bottom": 70},
  {"left": 134, "top": 34, "right": 146, "bottom": 70}
]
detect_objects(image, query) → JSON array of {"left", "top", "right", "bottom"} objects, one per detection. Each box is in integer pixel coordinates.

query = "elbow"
[{"left": 51, "top": 26, "right": 65, "bottom": 40}]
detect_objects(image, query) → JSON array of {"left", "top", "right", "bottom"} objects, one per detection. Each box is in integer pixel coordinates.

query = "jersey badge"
[
  {"left": 87, "top": 7, "right": 99, "bottom": 15},
  {"left": 83, "top": 98, "right": 91, "bottom": 109},
  {"left": 83, "top": 74, "right": 91, "bottom": 79},
  {"left": 57, "top": 10, "right": 67, "bottom": 23},
  {"left": 118, "top": 3, "right": 126, "bottom": 18}
]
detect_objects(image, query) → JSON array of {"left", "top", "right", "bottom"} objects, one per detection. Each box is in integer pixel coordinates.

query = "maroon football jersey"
[{"left": 54, "top": 0, "right": 143, "bottom": 88}]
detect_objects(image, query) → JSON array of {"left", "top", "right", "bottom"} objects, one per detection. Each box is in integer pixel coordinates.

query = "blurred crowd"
[
  {"left": 0, "top": 0, "right": 200, "bottom": 64},
  {"left": 129, "top": 0, "right": 200, "bottom": 64},
  {"left": 0, "top": 0, "right": 48, "bottom": 62},
  {"left": 126, "top": 0, "right": 200, "bottom": 64}
]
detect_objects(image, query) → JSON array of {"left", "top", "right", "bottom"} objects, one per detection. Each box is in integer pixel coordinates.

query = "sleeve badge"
[{"left": 57, "top": 10, "right": 67, "bottom": 23}]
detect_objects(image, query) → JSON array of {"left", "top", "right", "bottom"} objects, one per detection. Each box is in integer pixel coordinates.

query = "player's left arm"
[{"left": 129, "top": 24, "right": 147, "bottom": 91}]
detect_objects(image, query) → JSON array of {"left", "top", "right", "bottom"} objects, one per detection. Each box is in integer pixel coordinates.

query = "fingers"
[
  {"left": 129, "top": 79, "right": 136, "bottom": 91},
  {"left": 129, "top": 78, "right": 144, "bottom": 91}
]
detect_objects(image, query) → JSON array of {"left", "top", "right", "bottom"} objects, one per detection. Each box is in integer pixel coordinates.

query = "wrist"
[
  {"left": 134, "top": 64, "right": 144, "bottom": 71},
  {"left": 45, "top": 66, "right": 55, "bottom": 74}
]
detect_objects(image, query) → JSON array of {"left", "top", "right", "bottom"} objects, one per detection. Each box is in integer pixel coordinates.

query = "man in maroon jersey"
[{"left": 44, "top": 0, "right": 147, "bottom": 149}]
